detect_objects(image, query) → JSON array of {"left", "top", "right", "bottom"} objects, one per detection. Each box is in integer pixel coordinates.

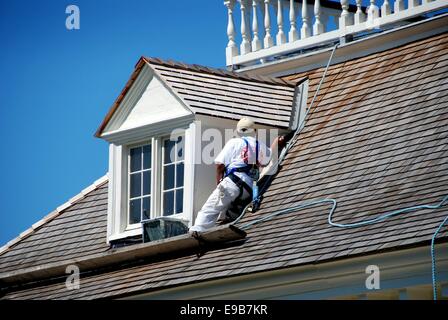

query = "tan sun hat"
[{"left": 236, "top": 117, "right": 256, "bottom": 134}]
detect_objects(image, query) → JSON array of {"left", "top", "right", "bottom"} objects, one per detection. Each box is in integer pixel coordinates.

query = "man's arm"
[
  {"left": 258, "top": 135, "right": 286, "bottom": 168},
  {"left": 216, "top": 163, "right": 226, "bottom": 185},
  {"left": 270, "top": 135, "right": 286, "bottom": 153}
]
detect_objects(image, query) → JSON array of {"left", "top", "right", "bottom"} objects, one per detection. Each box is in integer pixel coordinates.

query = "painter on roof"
[{"left": 189, "top": 117, "right": 285, "bottom": 233}]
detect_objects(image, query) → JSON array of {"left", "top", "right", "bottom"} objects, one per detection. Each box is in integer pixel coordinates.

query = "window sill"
[
  {"left": 108, "top": 227, "right": 142, "bottom": 243},
  {"left": 159, "top": 214, "right": 190, "bottom": 226},
  {"left": 126, "top": 223, "right": 142, "bottom": 231}
]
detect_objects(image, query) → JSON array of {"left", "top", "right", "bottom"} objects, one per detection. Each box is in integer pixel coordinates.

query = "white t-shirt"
[{"left": 214, "top": 136, "right": 271, "bottom": 186}]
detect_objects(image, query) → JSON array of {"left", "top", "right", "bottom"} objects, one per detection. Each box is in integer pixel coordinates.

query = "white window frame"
[
  {"left": 127, "top": 141, "right": 154, "bottom": 229},
  {"left": 107, "top": 123, "right": 196, "bottom": 243},
  {"left": 125, "top": 133, "right": 186, "bottom": 230},
  {"left": 160, "top": 134, "right": 185, "bottom": 219}
]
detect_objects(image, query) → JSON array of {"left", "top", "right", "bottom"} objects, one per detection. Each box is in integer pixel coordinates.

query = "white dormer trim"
[
  {"left": 104, "top": 65, "right": 152, "bottom": 133},
  {"left": 102, "top": 115, "right": 194, "bottom": 145}
]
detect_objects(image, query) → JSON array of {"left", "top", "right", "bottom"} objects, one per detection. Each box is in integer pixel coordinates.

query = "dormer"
[{"left": 96, "top": 57, "right": 307, "bottom": 242}]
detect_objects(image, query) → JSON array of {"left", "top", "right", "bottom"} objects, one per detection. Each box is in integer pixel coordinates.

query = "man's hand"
[
  {"left": 270, "top": 135, "right": 286, "bottom": 153},
  {"left": 216, "top": 163, "right": 226, "bottom": 185},
  {"left": 278, "top": 135, "right": 286, "bottom": 149}
]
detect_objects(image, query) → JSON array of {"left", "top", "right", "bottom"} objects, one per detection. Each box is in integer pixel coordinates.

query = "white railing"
[{"left": 224, "top": 0, "right": 448, "bottom": 67}]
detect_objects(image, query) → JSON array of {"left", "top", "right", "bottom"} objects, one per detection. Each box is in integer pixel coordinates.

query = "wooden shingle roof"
[{"left": 1, "top": 32, "right": 448, "bottom": 299}]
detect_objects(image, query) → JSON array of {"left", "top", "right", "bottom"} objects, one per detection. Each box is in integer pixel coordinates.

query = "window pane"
[
  {"left": 177, "top": 136, "right": 184, "bottom": 161},
  {"left": 176, "top": 163, "right": 184, "bottom": 188},
  {"left": 163, "top": 164, "right": 175, "bottom": 190},
  {"left": 175, "top": 189, "right": 183, "bottom": 214},
  {"left": 143, "top": 170, "right": 151, "bottom": 195},
  {"left": 163, "top": 191, "right": 174, "bottom": 216},
  {"left": 142, "top": 196, "right": 150, "bottom": 220},
  {"left": 143, "top": 144, "right": 151, "bottom": 169},
  {"left": 164, "top": 139, "right": 175, "bottom": 164},
  {"left": 129, "top": 199, "right": 141, "bottom": 224},
  {"left": 130, "top": 173, "right": 141, "bottom": 198},
  {"left": 130, "top": 147, "right": 142, "bottom": 172}
]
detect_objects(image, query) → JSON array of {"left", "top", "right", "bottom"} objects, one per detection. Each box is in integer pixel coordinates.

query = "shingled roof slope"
[
  {"left": 0, "top": 179, "right": 109, "bottom": 274},
  {"left": 95, "top": 57, "right": 301, "bottom": 137},
  {"left": 1, "top": 32, "right": 448, "bottom": 299}
]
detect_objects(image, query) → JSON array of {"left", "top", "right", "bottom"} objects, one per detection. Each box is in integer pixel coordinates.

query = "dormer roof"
[{"left": 95, "top": 57, "right": 306, "bottom": 138}]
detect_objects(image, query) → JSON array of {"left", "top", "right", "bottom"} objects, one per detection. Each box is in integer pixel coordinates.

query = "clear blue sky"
[{"left": 0, "top": 0, "right": 227, "bottom": 246}]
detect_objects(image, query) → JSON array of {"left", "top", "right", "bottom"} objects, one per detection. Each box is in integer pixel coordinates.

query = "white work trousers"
[{"left": 189, "top": 177, "right": 250, "bottom": 232}]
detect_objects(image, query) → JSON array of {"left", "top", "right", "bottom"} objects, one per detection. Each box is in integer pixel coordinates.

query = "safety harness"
[{"left": 224, "top": 137, "right": 260, "bottom": 202}]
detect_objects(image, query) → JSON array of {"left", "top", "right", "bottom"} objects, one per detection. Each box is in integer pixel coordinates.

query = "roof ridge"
[
  {"left": 143, "top": 56, "right": 297, "bottom": 87},
  {"left": 0, "top": 174, "right": 109, "bottom": 257}
]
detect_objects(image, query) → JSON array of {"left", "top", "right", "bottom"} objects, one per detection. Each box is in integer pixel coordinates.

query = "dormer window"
[
  {"left": 96, "top": 57, "right": 305, "bottom": 243},
  {"left": 126, "top": 134, "right": 186, "bottom": 229}
]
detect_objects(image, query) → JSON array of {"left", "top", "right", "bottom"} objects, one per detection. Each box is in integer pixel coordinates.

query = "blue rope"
[
  {"left": 240, "top": 198, "right": 336, "bottom": 229},
  {"left": 238, "top": 195, "right": 448, "bottom": 300},
  {"left": 431, "top": 213, "right": 448, "bottom": 300},
  {"left": 328, "top": 195, "right": 448, "bottom": 228}
]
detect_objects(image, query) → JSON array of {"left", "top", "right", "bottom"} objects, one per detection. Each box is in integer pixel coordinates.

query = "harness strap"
[
  {"left": 242, "top": 137, "right": 259, "bottom": 167},
  {"left": 225, "top": 138, "right": 259, "bottom": 177},
  {"left": 227, "top": 173, "right": 252, "bottom": 197},
  {"left": 222, "top": 137, "right": 260, "bottom": 203}
]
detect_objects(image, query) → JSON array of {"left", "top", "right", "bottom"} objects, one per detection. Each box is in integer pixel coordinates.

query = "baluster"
[
  {"left": 394, "top": 0, "right": 404, "bottom": 13},
  {"left": 277, "top": 0, "right": 286, "bottom": 45},
  {"left": 408, "top": 0, "right": 419, "bottom": 9},
  {"left": 244, "top": 0, "right": 252, "bottom": 43},
  {"left": 381, "top": 0, "right": 391, "bottom": 16},
  {"left": 301, "top": 0, "right": 311, "bottom": 39},
  {"left": 313, "top": 0, "right": 324, "bottom": 35},
  {"left": 252, "top": 0, "right": 262, "bottom": 51},
  {"left": 239, "top": 0, "right": 251, "bottom": 54},
  {"left": 289, "top": 0, "right": 298, "bottom": 42},
  {"left": 366, "top": 0, "right": 379, "bottom": 28},
  {"left": 225, "top": 0, "right": 238, "bottom": 62},
  {"left": 264, "top": 0, "right": 274, "bottom": 48},
  {"left": 339, "top": 0, "right": 353, "bottom": 29},
  {"left": 355, "top": 0, "right": 366, "bottom": 23}
]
